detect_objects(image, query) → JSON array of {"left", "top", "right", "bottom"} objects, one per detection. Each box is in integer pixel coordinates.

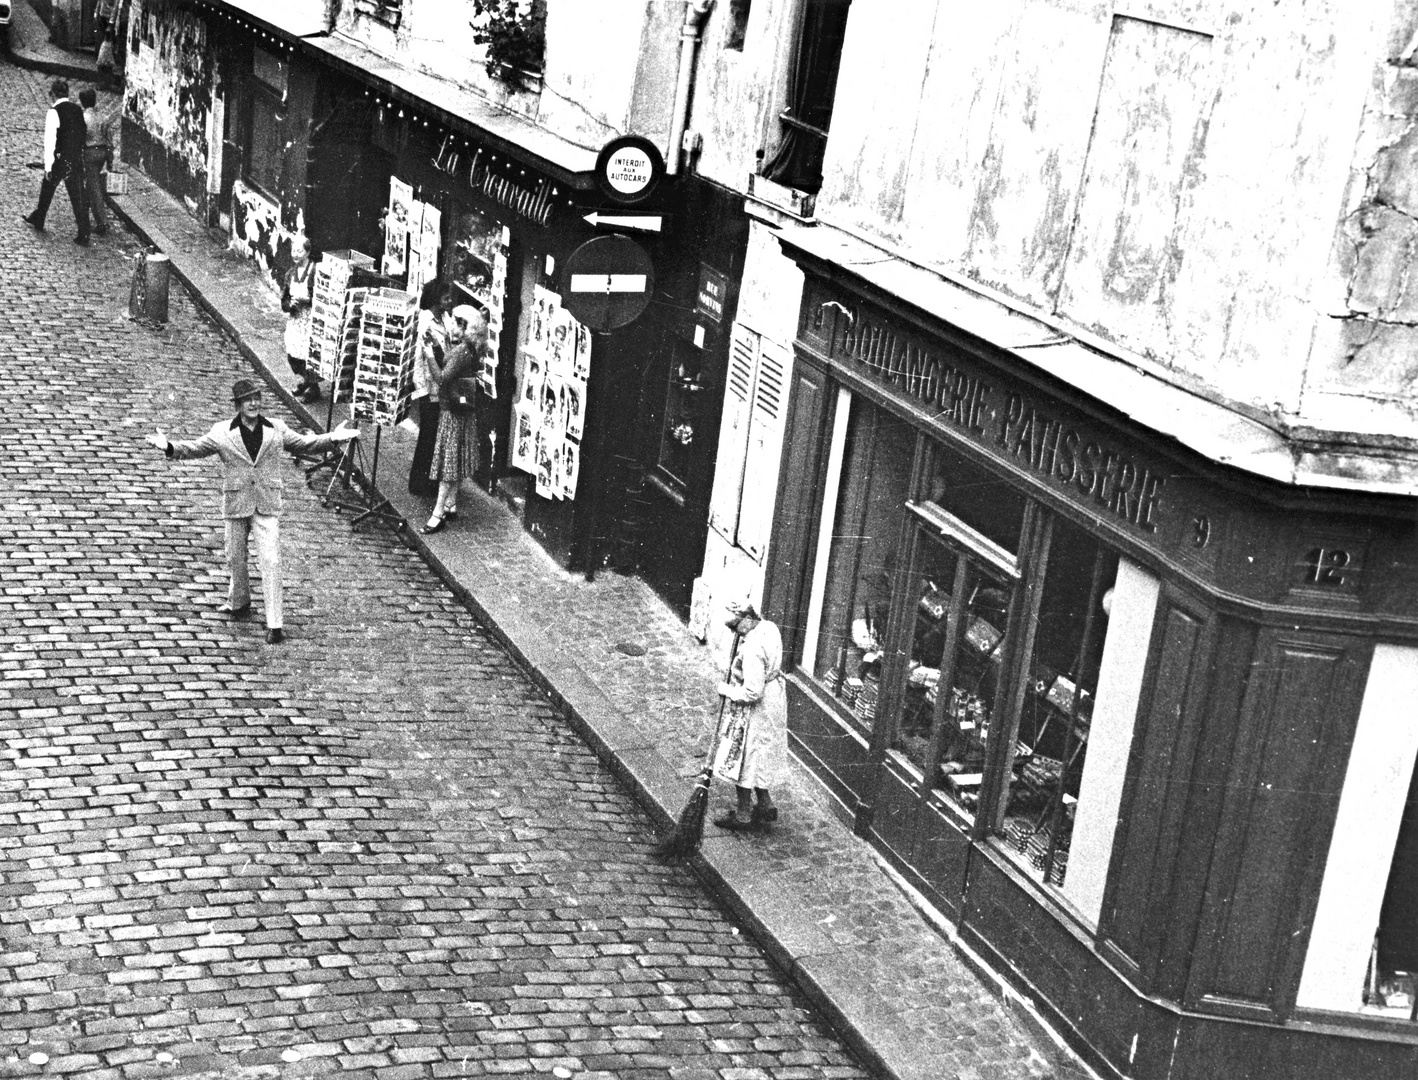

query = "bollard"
[{"left": 128, "top": 252, "right": 171, "bottom": 327}]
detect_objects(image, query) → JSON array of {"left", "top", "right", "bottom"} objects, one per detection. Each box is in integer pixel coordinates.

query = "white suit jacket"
[{"left": 167, "top": 416, "right": 342, "bottom": 518}]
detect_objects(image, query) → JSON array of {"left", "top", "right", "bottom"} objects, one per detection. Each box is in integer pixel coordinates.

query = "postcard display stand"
[
  {"left": 310, "top": 249, "right": 375, "bottom": 396},
  {"left": 321, "top": 287, "right": 417, "bottom": 529}
]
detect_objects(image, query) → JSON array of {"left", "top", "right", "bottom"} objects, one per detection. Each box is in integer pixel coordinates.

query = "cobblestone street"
[{"left": 0, "top": 61, "right": 868, "bottom": 1080}]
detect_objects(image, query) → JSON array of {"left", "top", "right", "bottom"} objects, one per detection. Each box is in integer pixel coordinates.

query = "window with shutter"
[
  {"left": 708, "top": 325, "right": 759, "bottom": 543},
  {"left": 736, "top": 339, "right": 789, "bottom": 562}
]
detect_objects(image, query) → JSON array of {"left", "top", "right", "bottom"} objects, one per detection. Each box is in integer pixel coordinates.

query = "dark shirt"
[
  {"left": 55, "top": 100, "right": 86, "bottom": 165},
  {"left": 232, "top": 415, "right": 270, "bottom": 461}
]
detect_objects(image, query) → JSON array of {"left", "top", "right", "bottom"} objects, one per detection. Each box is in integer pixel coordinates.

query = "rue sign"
[
  {"left": 595, "top": 135, "right": 665, "bottom": 206},
  {"left": 562, "top": 235, "right": 655, "bottom": 331}
]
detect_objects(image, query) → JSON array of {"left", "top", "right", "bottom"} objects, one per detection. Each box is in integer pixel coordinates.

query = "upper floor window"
[
  {"left": 355, "top": 0, "right": 403, "bottom": 30},
  {"left": 761, "top": 0, "right": 851, "bottom": 194}
]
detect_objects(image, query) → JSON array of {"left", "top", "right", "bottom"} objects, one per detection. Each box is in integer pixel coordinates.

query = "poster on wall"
[
  {"left": 383, "top": 177, "right": 414, "bottom": 278},
  {"left": 510, "top": 283, "right": 592, "bottom": 501},
  {"left": 407, "top": 203, "right": 441, "bottom": 299}
]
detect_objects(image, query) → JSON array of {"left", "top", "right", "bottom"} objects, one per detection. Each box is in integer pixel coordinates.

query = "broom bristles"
[{"left": 652, "top": 772, "right": 712, "bottom": 859}]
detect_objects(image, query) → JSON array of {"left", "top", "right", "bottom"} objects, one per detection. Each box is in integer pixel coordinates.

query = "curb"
[{"left": 5, "top": 42, "right": 104, "bottom": 83}]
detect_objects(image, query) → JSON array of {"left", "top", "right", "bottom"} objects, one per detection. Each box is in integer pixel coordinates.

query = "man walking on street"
[
  {"left": 22, "top": 79, "right": 90, "bottom": 245},
  {"left": 78, "top": 87, "right": 112, "bottom": 237},
  {"left": 145, "top": 379, "right": 360, "bottom": 644}
]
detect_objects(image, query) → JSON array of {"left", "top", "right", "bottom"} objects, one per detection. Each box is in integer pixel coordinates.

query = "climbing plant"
[{"left": 471, "top": 0, "right": 547, "bottom": 83}]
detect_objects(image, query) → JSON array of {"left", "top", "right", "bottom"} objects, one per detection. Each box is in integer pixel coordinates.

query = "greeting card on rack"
[
  {"left": 511, "top": 404, "right": 536, "bottom": 472},
  {"left": 572, "top": 321, "right": 592, "bottom": 381},
  {"left": 560, "top": 379, "right": 585, "bottom": 440},
  {"left": 561, "top": 439, "right": 579, "bottom": 500},
  {"left": 534, "top": 430, "right": 555, "bottom": 498}
]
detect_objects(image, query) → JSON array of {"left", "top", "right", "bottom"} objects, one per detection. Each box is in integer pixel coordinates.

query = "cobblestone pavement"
[{"left": 0, "top": 64, "right": 869, "bottom": 1080}]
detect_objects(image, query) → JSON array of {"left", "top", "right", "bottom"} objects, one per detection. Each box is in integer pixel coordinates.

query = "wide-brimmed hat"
[
  {"left": 450, "top": 304, "right": 484, "bottom": 325},
  {"left": 231, "top": 378, "right": 262, "bottom": 402}
]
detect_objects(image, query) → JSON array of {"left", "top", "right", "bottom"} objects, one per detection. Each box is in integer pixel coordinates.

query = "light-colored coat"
[
  {"left": 714, "top": 618, "right": 788, "bottom": 789},
  {"left": 167, "top": 417, "right": 342, "bottom": 518}
]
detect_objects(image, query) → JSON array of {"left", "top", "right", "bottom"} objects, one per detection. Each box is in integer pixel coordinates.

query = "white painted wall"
[
  {"left": 335, "top": 0, "right": 656, "bottom": 148},
  {"left": 811, "top": 0, "right": 1408, "bottom": 440},
  {"left": 1297, "top": 643, "right": 1418, "bottom": 1012}
]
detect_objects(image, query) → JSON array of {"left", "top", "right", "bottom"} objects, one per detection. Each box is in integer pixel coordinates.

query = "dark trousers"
[
  {"left": 409, "top": 397, "right": 441, "bottom": 496},
  {"left": 31, "top": 160, "right": 89, "bottom": 238}
]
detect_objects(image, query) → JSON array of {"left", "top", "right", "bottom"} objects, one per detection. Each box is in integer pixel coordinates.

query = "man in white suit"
[{"left": 146, "top": 378, "right": 359, "bottom": 644}]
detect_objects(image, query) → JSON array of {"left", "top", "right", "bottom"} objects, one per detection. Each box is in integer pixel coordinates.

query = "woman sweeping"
[
  {"left": 713, "top": 591, "right": 787, "bottom": 831},
  {"left": 282, "top": 236, "right": 321, "bottom": 402}
]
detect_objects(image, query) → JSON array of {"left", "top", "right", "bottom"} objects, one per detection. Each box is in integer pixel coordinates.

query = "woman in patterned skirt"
[{"left": 422, "top": 304, "right": 485, "bottom": 534}]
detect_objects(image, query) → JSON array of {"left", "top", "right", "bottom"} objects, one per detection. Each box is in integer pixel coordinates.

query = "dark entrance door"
[{"left": 305, "top": 87, "right": 389, "bottom": 259}]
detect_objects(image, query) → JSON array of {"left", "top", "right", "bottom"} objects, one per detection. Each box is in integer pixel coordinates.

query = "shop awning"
[
  {"left": 198, "top": 0, "right": 331, "bottom": 39},
  {"left": 777, "top": 222, "right": 1418, "bottom": 497},
  {"left": 303, "top": 33, "right": 599, "bottom": 189},
  {"left": 192, "top": 0, "right": 600, "bottom": 190}
]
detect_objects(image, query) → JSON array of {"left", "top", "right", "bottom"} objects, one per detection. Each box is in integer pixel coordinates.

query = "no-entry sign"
[{"left": 561, "top": 235, "right": 655, "bottom": 331}]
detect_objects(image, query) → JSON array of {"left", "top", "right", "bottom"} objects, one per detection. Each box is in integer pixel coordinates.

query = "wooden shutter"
[
  {"left": 736, "top": 339, "right": 790, "bottom": 562},
  {"left": 708, "top": 324, "right": 759, "bottom": 543}
]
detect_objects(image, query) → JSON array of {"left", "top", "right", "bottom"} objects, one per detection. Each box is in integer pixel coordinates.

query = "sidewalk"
[
  {"left": 105, "top": 169, "right": 1097, "bottom": 1080},
  {"left": 5, "top": 0, "right": 103, "bottom": 82}
]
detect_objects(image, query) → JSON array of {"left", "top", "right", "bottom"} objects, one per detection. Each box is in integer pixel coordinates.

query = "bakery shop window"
[
  {"left": 808, "top": 401, "right": 915, "bottom": 732},
  {"left": 997, "top": 516, "right": 1116, "bottom": 887},
  {"left": 890, "top": 441, "right": 1026, "bottom": 818}
]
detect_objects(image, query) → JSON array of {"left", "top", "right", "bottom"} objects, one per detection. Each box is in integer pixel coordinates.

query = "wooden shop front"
[{"left": 765, "top": 245, "right": 1418, "bottom": 1079}]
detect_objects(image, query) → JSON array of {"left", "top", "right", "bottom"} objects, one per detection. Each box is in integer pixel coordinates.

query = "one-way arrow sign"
[{"left": 583, "top": 211, "right": 666, "bottom": 233}]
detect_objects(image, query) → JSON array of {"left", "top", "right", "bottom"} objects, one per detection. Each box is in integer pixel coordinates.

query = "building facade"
[{"left": 690, "top": 2, "right": 1418, "bottom": 1078}]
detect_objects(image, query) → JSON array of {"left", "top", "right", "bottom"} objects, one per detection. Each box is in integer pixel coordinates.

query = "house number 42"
[{"left": 1304, "top": 547, "right": 1351, "bottom": 587}]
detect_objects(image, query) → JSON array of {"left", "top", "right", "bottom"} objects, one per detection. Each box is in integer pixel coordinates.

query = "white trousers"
[{"left": 225, "top": 513, "right": 282, "bottom": 628}]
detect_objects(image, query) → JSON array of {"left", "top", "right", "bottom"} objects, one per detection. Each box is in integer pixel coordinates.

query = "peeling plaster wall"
[
  {"left": 687, "top": 0, "right": 798, "bottom": 194},
  {"left": 123, "top": 0, "right": 213, "bottom": 195},
  {"left": 819, "top": 1, "right": 1395, "bottom": 436},
  {"left": 230, "top": 179, "right": 294, "bottom": 275},
  {"left": 1309, "top": 0, "right": 1418, "bottom": 434}
]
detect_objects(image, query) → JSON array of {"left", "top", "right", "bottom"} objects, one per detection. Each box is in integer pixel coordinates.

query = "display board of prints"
[
  {"left": 310, "top": 250, "right": 374, "bottom": 381},
  {"left": 383, "top": 178, "right": 414, "bottom": 279},
  {"left": 349, "top": 287, "right": 418, "bottom": 426},
  {"left": 384, "top": 177, "right": 443, "bottom": 298},
  {"left": 407, "top": 204, "right": 441, "bottom": 299},
  {"left": 510, "top": 284, "right": 592, "bottom": 500},
  {"left": 447, "top": 211, "right": 509, "bottom": 398}
]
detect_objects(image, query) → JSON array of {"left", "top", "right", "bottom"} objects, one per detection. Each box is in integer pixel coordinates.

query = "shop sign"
[
  {"left": 433, "top": 135, "right": 557, "bottom": 226},
  {"left": 696, "top": 266, "right": 729, "bottom": 323},
  {"left": 809, "top": 284, "right": 1167, "bottom": 535},
  {"left": 595, "top": 135, "right": 665, "bottom": 206}
]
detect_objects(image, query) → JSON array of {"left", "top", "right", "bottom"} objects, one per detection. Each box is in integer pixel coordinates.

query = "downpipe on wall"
[{"left": 667, "top": 0, "right": 713, "bottom": 176}]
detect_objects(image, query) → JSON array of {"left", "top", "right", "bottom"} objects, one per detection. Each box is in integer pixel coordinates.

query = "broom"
[{"left": 652, "top": 635, "right": 740, "bottom": 860}]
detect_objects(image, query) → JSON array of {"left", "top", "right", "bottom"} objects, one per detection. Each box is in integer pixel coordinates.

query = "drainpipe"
[{"left": 667, "top": 0, "right": 713, "bottom": 175}]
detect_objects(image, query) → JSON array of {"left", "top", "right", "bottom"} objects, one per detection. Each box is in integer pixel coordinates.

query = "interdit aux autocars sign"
[{"left": 594, "top": 136, "right": 665, "bottom": 206}]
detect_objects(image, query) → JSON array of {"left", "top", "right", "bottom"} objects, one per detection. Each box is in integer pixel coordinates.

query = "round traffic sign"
[
  {"left": 595, "top": 135, "right": 665, "bottom": 205},
  {"left": 561, "top": 235, "right": 655, "bottom": 331}
]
